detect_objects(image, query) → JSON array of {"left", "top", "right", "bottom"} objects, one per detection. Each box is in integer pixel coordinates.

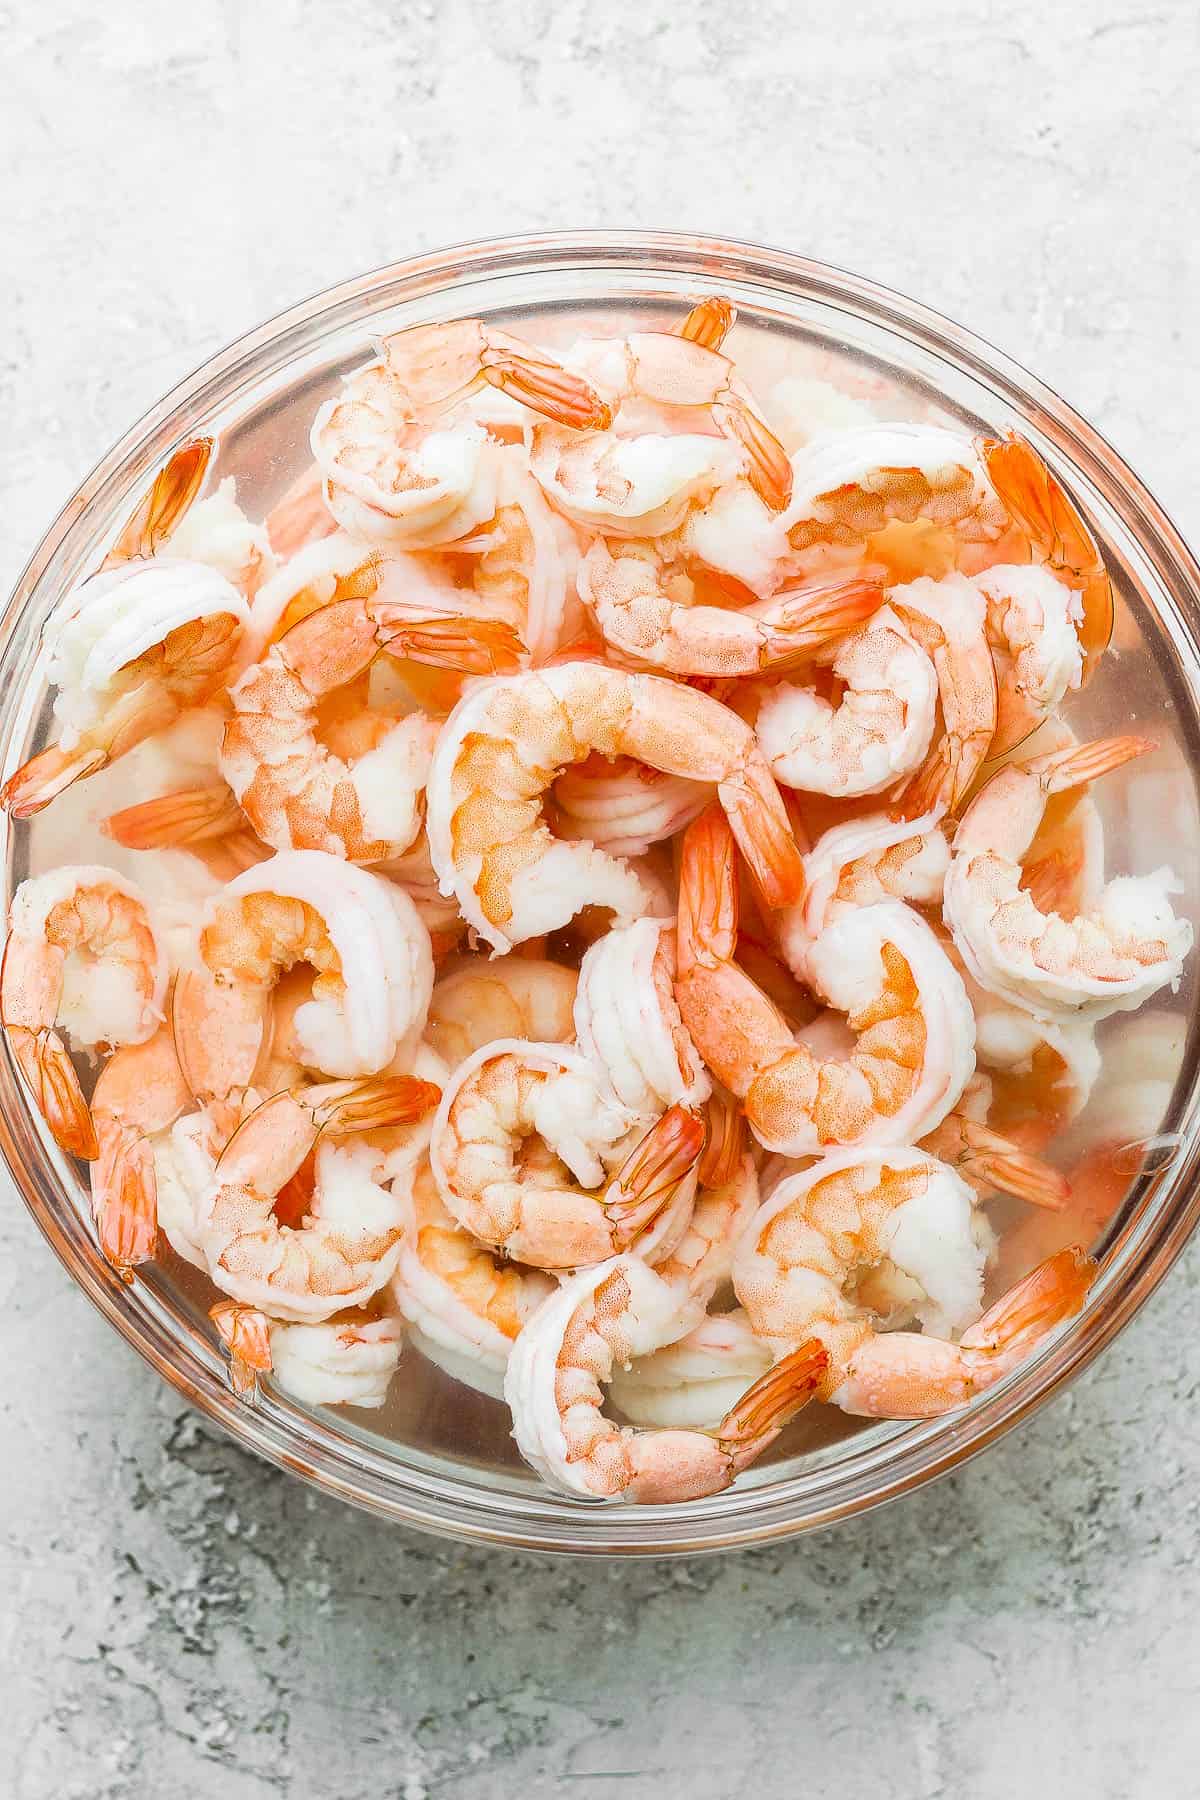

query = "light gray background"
[{"left": 3, "top": 4, "right": 1199, "bottom": 1796}]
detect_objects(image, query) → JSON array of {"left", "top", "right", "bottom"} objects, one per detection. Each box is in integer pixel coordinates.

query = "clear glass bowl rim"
[{"left": 4, "top": 227, "right": 1200, "bottom": 1556}]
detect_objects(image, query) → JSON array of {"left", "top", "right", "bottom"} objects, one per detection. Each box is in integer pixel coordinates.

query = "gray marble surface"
[{"left": 3, "top": 4, "right": 1200, "bottom": 1796}]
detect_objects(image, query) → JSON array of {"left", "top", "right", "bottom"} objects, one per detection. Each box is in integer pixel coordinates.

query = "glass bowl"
[{"left": 4, "top": 230, "right": 1199, "bottom": 1556}]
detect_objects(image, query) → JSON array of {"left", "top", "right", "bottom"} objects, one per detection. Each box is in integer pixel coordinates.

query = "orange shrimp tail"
[
  {"left": 762, "top": 577, "right": 884, "bottom": 670},
  {"left": 714, "top": 398, "right": 794, "bottom": 513},
  {"left": 606, "top": 1103, "right": 705, "bottom": 1246},
  {"left": 962, "top": 1246, "right": 1096, "bottom": 1357},
  {"left": 676, "top": 805, "right": 740, "bottom": 977},
  {"left": 979, "top": 432, "right": 1114, "bottom": 683},
  {"left": 104, "top": 783, "right": 247, "bottom": 850},
  {"left": 953, "top": 1119, "right": 1071, "bottom": 1211},
  {"left": 1, "top": 742, "right": 108, "bottom": 817},
  {"left": 210, "top": 1300, "right": 273, "bottom": 1399},
  {"left": 698, "top": 1086, "right": 746, "bottom": 1189},
  {"left": 106, "top": 438, "right": 213, "bottom": 565},
  {"left": 678, "top": 296, "right": 737, "bottom": 352},
  {"left": 93, "top": 1133, "right": 158, "bottom": 1276},
  {"left": 718, "top": 1339, "right": 829, "bottom": 1447},
  {"left": 316, "top": 1075, "right": 442, "bottom": 1135},
  {"left": 376, "top": 607, "right": 525, "bottom": 675},
  {"left": 483, "top": 352, "right": 613, "bottom": 432},
  {"left": 8, "top": 1025, "right": 99, "bottom": 1158},
  {"left": 1031, "top": 733, "right": 1154, "bottom": 796},
  {"left": 717, "top": 758, "right": 806, "bottom": 912}
]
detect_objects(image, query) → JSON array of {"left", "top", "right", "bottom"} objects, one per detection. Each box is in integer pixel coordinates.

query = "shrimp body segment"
[
  {"left": 609, "top": 1308, "right": 773, "bottom": 1431},
  {"left": 579, "top": 537, "right": 882, "bottom": 676},
  {"left": 425, "top": 662, "right": 803, "bottom": 953},
  {"left": 550, "top": 754, "right": 712, "bottom": 859},
  {"left": 575, "top": 919, "right": 711, "bottom": 1118},
  {"left": 779, "top": 809, "right": 950, "bottom": 969},
  {"left": 425, "top": 954, "right": 579, "bottom": 1067},
  {"left": 198, "top": 1074, "right": 440, "bottom": 1321},
  {"left": 429, "top": 1040, "right": 705, "bottom": 1271},
  {"left": 393, "top": 1157, "right": 556, "bottom": 1399},
  {"left": 174, "top": 852, "right": 434, "bottom": 1100},
  {"left": 945, "top": 737, "right": 1193, "bottom": 1021},
  {"left": 783, "top": 424, "right": 1004, "bottom": 552},
  {"left": 734, "top": 1148, "right": 1093, "bottom": 1416},
  {"left": 755, "top": 604, "right": 938, "bottom": 797},
  {"left": 505, "top": 1253, "right": 826, "bottom": 1502},
  {"left": 90, "top": 1021, "right": 193, "bottom": 1274},
  {"left": 974, "top": 563, "right": 1085, "bottom": 752},
  {"left": 214, "top": 1302, "right": 405, "bottom": 1407},
  {"left": 1, "top": 867, "right": 168, "bottom": 1158},
  {"left": 676, "top": 808, "right": 975, "bottom": 1156}
]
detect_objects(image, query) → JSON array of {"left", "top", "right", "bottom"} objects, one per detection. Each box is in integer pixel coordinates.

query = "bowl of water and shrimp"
[{"left": 3, "top": 233, "right": 1198, "bottom": 1553}]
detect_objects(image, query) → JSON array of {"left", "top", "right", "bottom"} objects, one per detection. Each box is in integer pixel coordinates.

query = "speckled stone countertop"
[{"left": 3, "top": 5, "right": 1200, "bottom": 1796}]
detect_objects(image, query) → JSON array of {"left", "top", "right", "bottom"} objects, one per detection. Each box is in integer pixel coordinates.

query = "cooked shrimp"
[
  {"left": 222, "top": 567, "right": 521, "bottom": 861},
  {"left": 944, "top": 736, "right": 1193, "bottom": 1020},
  {"left": 211, "top": 1299, "right": 405, "bottom": 1406},
  {"left": 424, "top": 661, "right": 804, "bottom": 953},
  {"left": 173, "top": 852, "right": 434, "bottom": 1104},
  {"left": 778, "top": 809, "right": 950, "bottom": 969},
  {"left": 734, "top": 1148, "right": 1094, "bottom": 1416},
  {"left": 504, "top": 1253, "right": 826, "bottom": 1501},
  {"left": 392, "top": 1157, "right": 556, "bottom": 1401},
  {"left": 579, "top": 538, "right": 882, "bottom": 676},
  {"left": 675, "top": 807, "right": 975, "bottom": 1155},
  {"left": 536, "top": 324, "right": 792, "bottom": 519},
  {"left": 425, "top": 954, "right": 578, "bottom": 1067},
  {"left": 2, "top": 444, "right": 252, "bottom": 818},
  {"left": 974, "top": 563, "right": 1085, "bottom": 752},
  {"left": 574, "top": 919, "right": 711, "bottom": 1117},
  {"left": 429, "top": 1040, "right": 704, "bottom": 1270},
  {"left": 1, "top": 867, "right": 168, "bottom": 1157},
  {"left": 755, "top": 605, "right": 938, "bottom": 797},
  {"left": 311, "top": 320, "right": 610, "bottom": 547},
  {"left": 197, "top": 1073, "right": 440, "bottom": 1321},
  {"left": 886, "top": 573, "right": 999, "bottom": 815},
  {"left": 609, "top": 1308, "right": 773, "bottom": 1431},
  {"left": 783, "top": 424, "right": 1005, "bottom": 553},
  {"left": 89, "top": 1020, "right": 193, "bottom": 1275},
  {"left": 167, "top": 476, "right": 275, "bottom": 600},
  {"left": 979, "top": 432, "right": 1114, "bottom": 684},
  {"left": 550, "top": 753, "right": 712, "bottom": 858}
]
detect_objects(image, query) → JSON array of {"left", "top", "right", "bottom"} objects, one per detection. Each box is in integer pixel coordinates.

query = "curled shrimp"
[
  {"left": 211, "top": 1299, "right": 405, "bottom": 1407},
  {"left": 675, "top": 807, "right": 975, "bottom": 1155},
  {"left": 424, "top": 661, "right": 804, "bottom": 954},
  {"left": 197, "top": 1073, "right": 440, "bottom": 1321},
  {"left": 173, "top": 852, "right": 434, "bottom": 1103},
  {"left": 222, "top": 565, "right": 522, "bottom": 861},
  {"left": 425, "top": 952, "right": 578, "bottom": 1068},
  {"left": 89, "top": 1020, "right": 193, "bottom": 1276},
  {"left": 455, "top": 445, "right": 582, "bottom": 663},
  {"left": 574, "top": 918, "right": 711, "bottom": 1118},
  {"left": 979, "top": 432, "right": 1114, "bottom": 685},
  {"left": 944, "top": 736, "right": 1193, "bottom": 1021},
  {"left": 734, "top": 1149, "right": 1095, "bottom": 1417},
  {"left": 1, "top": 867, "right": 168, "bottom": 1158},
  {"left": 2, "top": 442, "right": 253, "bottom": 817},
  {"left": 429, "top": 1040, "right": 705, "bottom": 1271},
  {"left": 311, "top": 320, "right": 610, "bottom": 548},
  {"left": 504, "top": 1253, "right": 826, "bottom": 1502},
  {"left": 579, "top": 537, "right": 881, "bottom": 676},
  {"left": 550, "top": 753, "right": 712, "bottom": 858},
  {"left": 532, "top": 322, "right": 793, "bottom": 528},
  {"left": 392, "top": 1157, "right": 556, "bottom": 1400},
  {"left": 755, "top": 604, "right": 938, "bottom": 797},
  {"left": 783, "top": 424, "right": 1005, "bottom": 554}
]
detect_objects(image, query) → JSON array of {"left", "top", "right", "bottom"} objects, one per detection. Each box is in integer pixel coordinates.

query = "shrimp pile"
[{"left": 3, "top": 300, "right": 1190, "bottom": 1507}]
